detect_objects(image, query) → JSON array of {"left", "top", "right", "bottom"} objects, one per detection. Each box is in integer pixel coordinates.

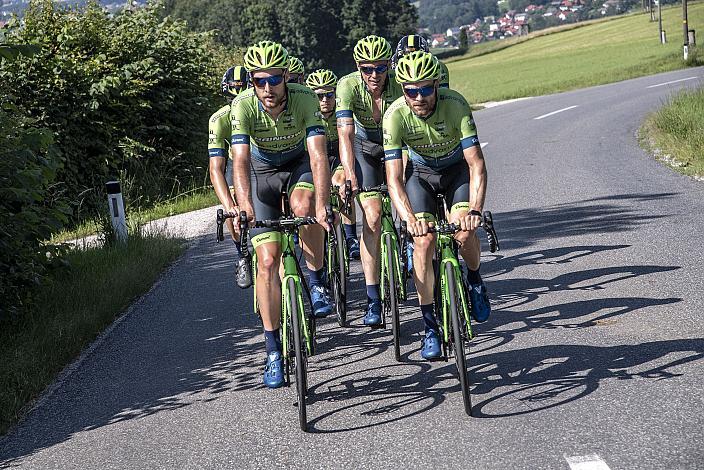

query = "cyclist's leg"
[
  {"left": 250, "top": 160, "right": 287, "bottom": 356},
  {"left": 407, "top": 161, "right": 442, "bottom": 358},
  {"left": 444, "top": 162, "right": 479, "bottom": 270},
  {"left": 445, "top": 162, "right": 490, "bottom": 322},
  {"left": 406, "top": 161, "right": 439, "bottom": 307},
  {"left": 354, "top": 138, "right": 384, "bottom": 306},
  {"left": 289, "top": 158, "right": 332, "bottom": 316}
]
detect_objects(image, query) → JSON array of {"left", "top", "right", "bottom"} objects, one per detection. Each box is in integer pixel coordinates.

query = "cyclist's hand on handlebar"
[
  {"left": 457, "top": 211, "right": 482, "bottom": 232},
  {"left": 226, "top": 204, "right": 241, "bottom": 235},
  {"left": 408, "top": 216, "right": 430, "bottom": 237},
  {"left": 316, "top": 205, "right": 331, "bottom": 232},
  {"left": 240, "top": 202, "right": 256, "bottom": 227}
]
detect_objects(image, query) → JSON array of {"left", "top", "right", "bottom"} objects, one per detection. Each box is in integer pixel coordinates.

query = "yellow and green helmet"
[
  {"left": 288, "top": 56, "right": 305, "bottom": 75},
  {"left": 244, "top": 41, "right": 289, "bottom": 71},
  {"left": 395, "top": 51, "right": 441, "bottom": 84},
  {"left": 306, "top": 69, "right": 338, "bottom": 89},
  {"left": 353, "top": 35, "right": 393, "bottom": 63}
]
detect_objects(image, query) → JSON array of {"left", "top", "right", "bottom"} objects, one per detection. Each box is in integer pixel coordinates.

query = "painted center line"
[
  {"left": 565, "top": 454, "right": 612, "bottom": 470},
  {"left": 534, "top": 105, "right": 579, "bottom": 120},
  {"left": 646, "top": 76, "right": 698, "bottom": 88}
]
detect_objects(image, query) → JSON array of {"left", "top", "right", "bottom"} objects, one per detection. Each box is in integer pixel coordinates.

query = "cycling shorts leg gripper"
[
  {"left": 414, "top": 212, "right": 437, "bottom": 223},
  {"left": 357, "top": 191, "right": 381, "bottom": 202},
  {"left": 251, "top": 231, "right": 283, "bottom": 249},
  {"left": 286, "top": 157, "right": 315, "bottom": 195},
  {"left": 449, "top": 202, "right": 470, "bottom": 216}
]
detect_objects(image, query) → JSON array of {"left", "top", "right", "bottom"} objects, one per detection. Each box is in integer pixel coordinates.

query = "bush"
[
  {"left": 0, "top": 0, "right": 233, "bottom": 226},
  {"left": 0, "top": 91, "right": 68, "bottom": 316}
]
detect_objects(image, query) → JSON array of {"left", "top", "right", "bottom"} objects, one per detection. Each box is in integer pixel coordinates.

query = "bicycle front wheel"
[
  {"left": 445, "top": 261, "right": 472, "bottom": 416},
  {"left": 287, "top": 277, "right": 308, "bottom": 431},
  {"left": 334, "top": 223, "right": 347, "bottom": 327},
  {"left": 384, "top": 234, "right": 401, "bottom": 362}
]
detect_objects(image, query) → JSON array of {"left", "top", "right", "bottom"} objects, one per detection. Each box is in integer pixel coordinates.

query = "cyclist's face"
[
  {"left": 288, "top": 73, "right": 304, "bottom": 84},
  {"left": 357, "top": 60, "right": 389, "bottom": 93},
  {"left": 403, "top": 80, "right": 437, "bottom": 117},
  {"left": 314, "top": 87, "right": 336, "bottom": 114},
  {"left": 252, "top": 68, "right": 288, "bottom": 108}
]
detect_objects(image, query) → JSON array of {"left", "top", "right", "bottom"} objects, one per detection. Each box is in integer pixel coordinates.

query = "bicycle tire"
[
  {"left": 288, "top": 277, "right": 308, "bottom": 431},
  {"left": 385, "top": 235, "right": 402, "bottom": 362},
  {"left": 445, "top": 261, "right": 472, "bottom": 417},
  {"left": 334, "top": 223, "right": 347, "bottom": 327}
]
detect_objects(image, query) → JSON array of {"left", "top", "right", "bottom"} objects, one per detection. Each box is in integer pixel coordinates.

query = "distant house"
[
  {"left": 483, "top": 15, "right": 496, "bottom": 23},
  {"left": 558, "top": 10, "right": 572, "bottom": 19},
  {"left": 431, "top": 34, "right": 447, "bottom": 48},
  {"left": 446, "top": 27, "right": 461, "bottom": 37},
  {"left": 514, "top": 13, "right": 528, "bottom": 21},
  {"left": 489, "top": 23, "right": 500, "bottom": 32},
  {"left": 524, "top": 4, "right": 539, "bottom": 11}
]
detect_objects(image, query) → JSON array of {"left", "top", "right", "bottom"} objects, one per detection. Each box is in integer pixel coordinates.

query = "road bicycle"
[
  {"left": 217, "top": 200, "right": 321, "bottom": 432},
  {"left": 358, "top": 184, "right": 407, "bottom": 362},
  {"left": 401, "top": 194, "right": 499, "bottom": 416}
]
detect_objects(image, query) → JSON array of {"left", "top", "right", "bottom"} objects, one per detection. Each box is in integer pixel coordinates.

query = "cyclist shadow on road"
[{"left": 468, "top": 338, "right": 704, "bottom": 418}]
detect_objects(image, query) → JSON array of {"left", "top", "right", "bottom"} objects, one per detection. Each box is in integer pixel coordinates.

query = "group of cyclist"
[{"left": 208, "top": 34, "right": 491, "bottom": 389}]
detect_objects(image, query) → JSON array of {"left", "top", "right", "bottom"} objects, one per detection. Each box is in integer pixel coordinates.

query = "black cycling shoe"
[{"left": 236, "top": 257, "right": 252, "bottom": 289}]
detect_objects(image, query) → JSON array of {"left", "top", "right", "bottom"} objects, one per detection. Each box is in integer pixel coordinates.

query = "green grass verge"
[
  {"left": 447, "top": 2, "right": 704, "bottom": 103},
  {"left": 0, "top": 233, "right": 185, "bottom": 435},
  {"left": 50, "top": 187, "right": 219, "bottom": 244},
  {"left": 640, "top": 85, "right": 704, "bottom": 178}
]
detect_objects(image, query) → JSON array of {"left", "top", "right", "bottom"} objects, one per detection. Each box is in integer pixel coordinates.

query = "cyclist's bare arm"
[
  {"left": 463, "top": 145, "right": 488, "bottom": 231},
  {"left": 209, "top": 157, "right": 236, "bottom": 213},
  {"left": 385, "top": 158, "right": 414, "bottom": 222},
  {"left": 337, "top": 117, "right": 357, "bottom": 191},
  {"left": 307, "top": 134, "right": 332, "bottom": 231},
  {"left": 232, "top": 143, "right": 254, "bottom": 220}
]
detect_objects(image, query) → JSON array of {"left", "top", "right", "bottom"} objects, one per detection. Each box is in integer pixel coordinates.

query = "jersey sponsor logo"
[
  {"left": 435, "top": 121, "right": 446, "bottom": 132},
  {"left": 257, "top": 130, "right": 303, "bottom": 142},
  {"left": 232, "top": 119, "right": 241, "bottom": 128}
]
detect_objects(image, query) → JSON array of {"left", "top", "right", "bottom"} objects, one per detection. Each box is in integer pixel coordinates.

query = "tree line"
[{"left": 161, "top": 0, "right": 418, "bottom": 74}]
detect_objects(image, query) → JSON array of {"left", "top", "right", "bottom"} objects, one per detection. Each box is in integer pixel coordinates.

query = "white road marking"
[
  {"left": 565, "top": 454, "right": 612, "bottom": 470},
  {"left": 534, "top": 105, "right": 579, "bottom": 120},
  {"left": 646, "top": 76, "right": 698, "bottom": 88},
  {"left": 480, "top": 142, "right": 489, "bottom": 148}
]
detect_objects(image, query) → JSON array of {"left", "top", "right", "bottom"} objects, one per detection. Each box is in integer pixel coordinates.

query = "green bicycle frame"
[
  {"left": 437, "top": 233, "right": 473, "bottom": 343},
  {"left": 252, "top": 231, "right": 313, "bottom": 357},
  {"left": 379, "top": 193, "right": 406, "bottom": 302}
]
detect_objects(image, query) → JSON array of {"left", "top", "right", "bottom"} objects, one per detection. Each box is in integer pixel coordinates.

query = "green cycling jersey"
[
  {"left": 438, "top": 60, "right": 450, "bottom": 88},
  {"left": 383, "top": 88, "right": 480, "bottom": 170},
  {"left": 321, "top": 112, "right": 338, "bottom": 145},
  {"left": 230, "top": 84, "right": 325, "bottom": 166},
  {"left": 208, "top": 104, "right": 232, "bottom": 159},
  {"left": 335, "top": 70, "right": 404, "bottom": 144}
]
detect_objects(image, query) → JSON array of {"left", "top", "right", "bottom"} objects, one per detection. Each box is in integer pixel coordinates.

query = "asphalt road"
[{"left": 2, "top": 68, "right": 703, "bottom": 470}]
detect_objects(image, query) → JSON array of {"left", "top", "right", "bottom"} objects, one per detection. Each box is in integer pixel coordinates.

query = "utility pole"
[
  {"left": 658, "top": 0, "right": 665, "bottom": 43},
  {"left": 683, "top": 0, "right": 689, "bottom": 59}
]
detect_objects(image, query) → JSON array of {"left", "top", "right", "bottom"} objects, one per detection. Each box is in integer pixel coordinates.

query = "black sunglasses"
[
  {"left": 316, "top": 91, "right": 335, "bottom": 100},
  {"left": 251, "top": 74, "right": 285, "bottom": 88},
  {"left": 359, "top": 64, "right": 388, "bottom": 75}
]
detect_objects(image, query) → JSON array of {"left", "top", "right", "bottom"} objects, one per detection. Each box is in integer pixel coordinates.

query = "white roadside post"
[{"left": 106, "top": 181, "right": 128, "bottom": 243}]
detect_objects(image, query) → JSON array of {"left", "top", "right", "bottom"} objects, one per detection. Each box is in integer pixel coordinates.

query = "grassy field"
[
  {"left": 447, "top": 2, "right": 704, "bottom": 103},
  {"left": 0, "top": 233, "right": 185, "bottom": 435},
  {"left": 50, "top": 187, "right": 218, "bottom": 244},
  {"left": 640, "top": 86, "right": 704, "bottom": 177}
]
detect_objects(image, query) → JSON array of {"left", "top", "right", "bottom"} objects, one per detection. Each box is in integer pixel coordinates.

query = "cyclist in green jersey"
[
  {"left": 336, "top": 35, "right": 403, "bottom": 325},
  {"left": 391, "top": 35, "right": 450, "bottom": 88},
  {"left": 288, "top": 56, "right": 305, "bottom": 84},
  {"left": 209, "top": 65, "right": 250, "bottom": 288},
  {"left": 231, "top": 41, "right": 332, "bottom": 388},
  {"left": 383, "top": 51, "right": 491, "bottom": 360},
  {"left": 305, "top": 69, "right": 360, "bottom": 259}
]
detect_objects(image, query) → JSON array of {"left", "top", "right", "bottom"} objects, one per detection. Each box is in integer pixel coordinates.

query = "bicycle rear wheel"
[
  {"left": 288, "top": 277, "right": 308, "bottom": 431},
  {"left": 445, "top": 261, "right": 472, "bottom": 416},
  {"left": 385, "top": 235, "right": 402, "bottom": 362},
  {"left": 334, "top": 223, "right": 347, "bottom": 327}
]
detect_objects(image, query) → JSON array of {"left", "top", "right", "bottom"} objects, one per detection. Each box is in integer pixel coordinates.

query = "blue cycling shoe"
[
  {"left": 311, "top": 284, "right": 333, "bottom": 318},
  {"left": 363, "top": 299, "right": 382, "bottom": 326},
  {"left": 263, "top": 351, "right": 284, "bottom": 388},
  {"left": 347, "top": 238, "right": 361, "bottom": 260},
  {"left": 421, "top": 329, "right": 442, "bottom": 360},
  {"left": 468, "top": 281, "right": 491, "bottom": 323}
]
